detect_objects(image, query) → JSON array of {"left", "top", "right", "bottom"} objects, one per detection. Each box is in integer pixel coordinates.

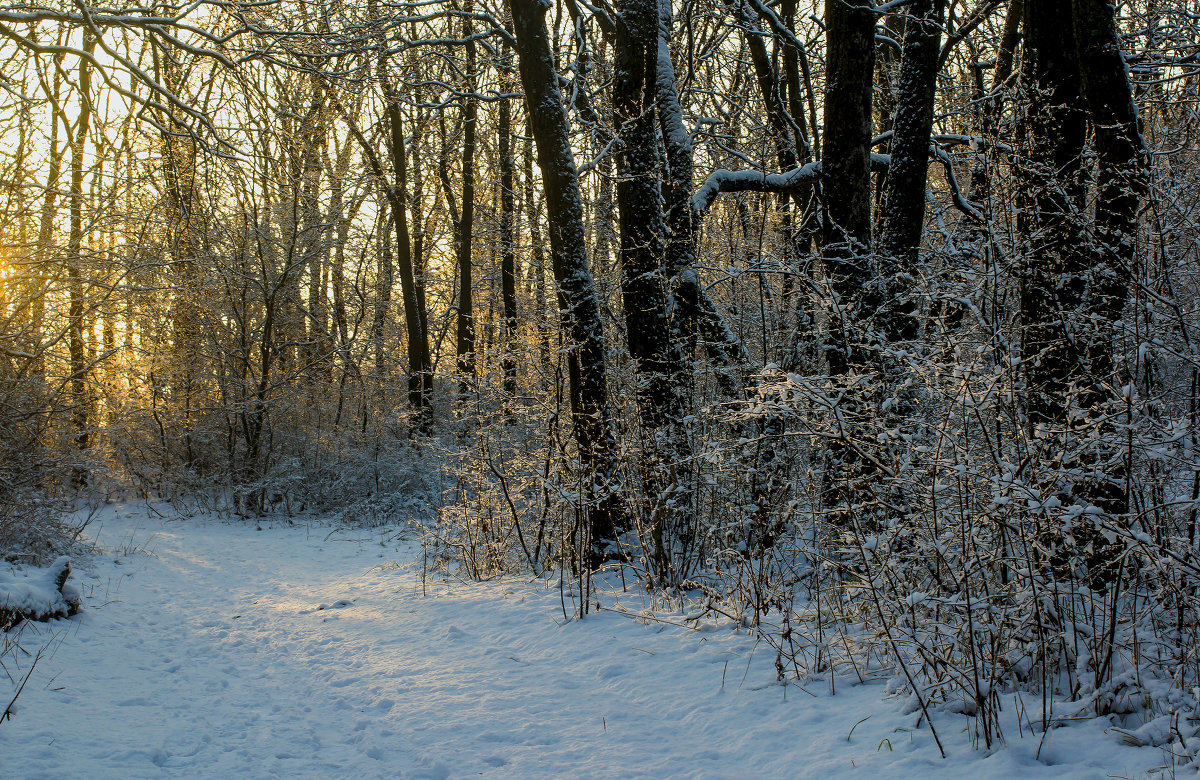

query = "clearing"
[{"left": 0, "top": 503, "right": 1170, "bottom": 778}]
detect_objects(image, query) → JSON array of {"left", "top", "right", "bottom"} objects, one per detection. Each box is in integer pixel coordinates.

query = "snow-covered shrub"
[
  {"left": 0, "top": 493, "right": 78, "bottom": 566},
  {"left": 426, "top": 381, "right": 579, "bottom": 580}
]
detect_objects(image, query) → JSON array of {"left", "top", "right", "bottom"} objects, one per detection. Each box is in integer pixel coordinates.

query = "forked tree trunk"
[
  {"left": 383, "top": 94, "right": 433, "bottom": 430},
  {"left": 614, "top": 0, "right": 680, "bottom": 432},
  {"left": 613, "top": 0, "right": 693, "bottom": 577}
]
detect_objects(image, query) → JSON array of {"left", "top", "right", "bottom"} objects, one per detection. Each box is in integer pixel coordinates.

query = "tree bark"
[
  {"left": 456, "top": 8, "right": 478, "bottom": 384},
  {"left": 1071, "top": 0, "right": 1150, "bottom": 557},
  {"left": 876, "top": 0, "right": 945, "bottom": 344},
  {"left": 383, "top": 93, "right": 434, "bottom": 430},
  {"left": 1018, "top": 0, "right": 1088, "bottom": 428},
  {"left": 656, "top": 13, "right": 751, "bottom": 392},
  {"left": 820, "top": 0, "right": 876, "bottom": 531},
  {"left": 615, "top": 0, "right": 682, "bottom": 431},
  {"left": 1073, "top": 0, "right": 1148, "bottom": 398},
  {"left": 499, "top": 53, "right": 519, "bottom": 396},
  {"left": 66, "top": 31, "right": 96, "bottom": 465},
  {"left": 821, "top": 0, "right": 875, "bottom": 377},
  {"left": 509, "top": 0, "right": 627, "bottom": 559}
]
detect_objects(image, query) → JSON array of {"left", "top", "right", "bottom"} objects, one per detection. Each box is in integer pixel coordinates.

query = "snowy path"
[{"left": 1, "top": 504, "right": 1167, "bottom": 778}]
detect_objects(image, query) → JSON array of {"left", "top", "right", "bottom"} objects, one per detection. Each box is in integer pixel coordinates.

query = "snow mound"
[{"left": 0, "top": 556, "right": 80, "bottom": 629}]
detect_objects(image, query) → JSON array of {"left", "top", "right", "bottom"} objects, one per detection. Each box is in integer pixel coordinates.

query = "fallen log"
[{"left": 0, "top": 557, "right": 81, "bottom": 631}]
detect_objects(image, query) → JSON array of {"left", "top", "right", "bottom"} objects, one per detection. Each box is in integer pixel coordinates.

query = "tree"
[
  {"left": 819, "top": 0, "right": 875, "bottom": 531},
  {"left": 876, "top": 0, "right": 946, "bottom": 344},
  {"left": 66, "top": 30, "right": 96, "bottom": 473},
  {"left": 508, "top": 0, "right": 627, "bottom": 559},
  {"left": 455, "top": 4, "right": 479, "bottom": 386}
]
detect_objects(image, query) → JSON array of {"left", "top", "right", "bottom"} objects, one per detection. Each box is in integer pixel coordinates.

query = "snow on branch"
[
  {"left": 691, "top": 162, "right": 822, "bottom": 216},
  {"left": 695, "top": 145, "right": 985, "bottom": 223},
  {"left": 931, "top": 144, "right": 985, "bottom": 223},
  {"left": 691, "top": 154, "right": 889, "bottom": 216}
]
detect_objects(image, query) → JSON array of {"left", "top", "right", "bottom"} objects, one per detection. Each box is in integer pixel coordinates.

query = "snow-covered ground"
[{"left": 0, "top": 503, "right": 1174, "bottom": 778}]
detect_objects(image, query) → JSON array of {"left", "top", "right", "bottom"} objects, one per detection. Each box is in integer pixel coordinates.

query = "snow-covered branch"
[{"left": 691, "top": 153, "right": 889, "bottom": 216}]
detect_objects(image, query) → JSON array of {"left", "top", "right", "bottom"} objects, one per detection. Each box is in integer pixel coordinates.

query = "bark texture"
[
  {"left": 509, "top": 0, "right": 627, "bottom": 557},
  {"left": 821, "top": 0, "right": 875, "bottom": 376},
  {"left": 876, "top": 0, "right": 945, "bottom": 344}
]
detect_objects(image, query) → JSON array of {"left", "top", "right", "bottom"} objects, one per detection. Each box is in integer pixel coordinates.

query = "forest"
[{"left": 1, "top": 0, "right": 1200, "bottom": 774}]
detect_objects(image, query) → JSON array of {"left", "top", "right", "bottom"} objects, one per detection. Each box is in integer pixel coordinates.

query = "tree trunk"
[
  {"left": 820, "top": 0, "right": 876, "bottom": 531},
  {"left": 509, "top": 0, "right": 627, "bottom": 560},
  {"left": 615, "top": 0, "right": 682, "bottom": 430},
  {"left": 30, "top": 45, "right": 66, "bottom": 375},
  {"left": 383, "top": 95, "right": 433, "bottom": 430},
  {"left": 499, "top": 54, "right": 519, "bottom": 396},
  {"left": 1018, "top": 0, "right": 1088, "bottom": 429},
  {"left": 876, "top": 0, "right": 945, "bottom": 344},
  {"left": 656, "top": 12, "right": 751, "bottom": 391},
  {"left": 1071, "top": 0, "right": 1150, "bottom": 565},
  {"left": 66, "top": 31, "right": 96, "bottom": 467},
  {"left": 613, "top": 0, "right": 691, "bottom": 576},
  {"left": 156, "top": 51, "right": 203, "bottom": 468},
  {"left": 821, "top": 0, "right": 875, "bottom": 376},
  {"left": 456, "top": 8, "right": 478, "bottom": 385},
  {"left": 1073, "top": 0, "right": 1148, "bottom": 399},
  {"left": 1018, "top": 0, "right": 1132, "bottom": 587}
]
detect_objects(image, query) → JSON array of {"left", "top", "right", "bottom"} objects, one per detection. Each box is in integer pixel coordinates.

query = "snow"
[
  {"left": 0, "top": 556, "right": 78, "bottom": 621},
  {"left": 0, "top": 503, "right": 1174, "bottom": 778}
]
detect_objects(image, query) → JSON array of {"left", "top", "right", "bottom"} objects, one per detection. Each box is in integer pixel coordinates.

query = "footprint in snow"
[{"left": 301, "top": 599, "right": 354, "bottom": 614}]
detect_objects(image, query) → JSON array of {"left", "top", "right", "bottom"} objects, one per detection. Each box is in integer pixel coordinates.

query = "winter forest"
[{"left": 2, "top": 0, "right": 1200, "bottom": 775}]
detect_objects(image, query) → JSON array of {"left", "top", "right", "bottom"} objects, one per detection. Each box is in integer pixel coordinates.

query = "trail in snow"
[{"left": 0, "top": 504, "right": 1169, "bottom": 779}]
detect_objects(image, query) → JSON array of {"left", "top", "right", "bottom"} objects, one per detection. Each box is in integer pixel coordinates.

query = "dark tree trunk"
[
  {"left": 383, "top": 97, "right": 434, "bottom": 430},
  {"left": 1017, "top": 0, "right": 1138, "bottom": 587},
  {"left": 733, "top": 0, "right": 816, "bottom": 358},
  {"left": 509, "top": 0, "right": 627, "bottom": 559},
  {"left": 613, "top": 0, "right": 696, "bottom": 578},
  {"left": 1073, "top": 0, "right": 1148, "bottom": 397},
  {"left": 614, "top": 0, "right": 682, "bottom": 431},
  {"left": 656, "top": 12, "right": 751, "bottom": 390},
  {"left": 522, "top": 135, "right": 552, "bottom": 368},
  {"left": 67, "top": 31, "right": 96, "bottom": 465},
  {"left": 1018, "top": 0, "right": 1088, "bottom": 428},
  {"left": 499, "top": 55, "right": 519, "bottom": 396},
  {"left": 734, "top": 0, "right": 799, "bottom": 174},
  {"left": 373, "top": 202, "right": 394, "bottom": 380},
  {"left": 456, "top": 10, "right": 478, "bottom": 384},
  {"left": 821, "top": 0, "right": 875, "bottom": 375},
  {"left": 876, "top": 0, "right": 945, "bottom": 344},
  {"left": 302, "top": 83, "right": 331, "bottom": 379},
  {"left": 995, "top": 0, "right": 1024, "bottom": 89},
  {"left": 29, "top": 50, "right": 65, "bottom": 376},
  {"left": 351, "top": 0, "right": 434, "bottom": 430},
  {"left": 820, "top": 0, "right": 876, "bottom": 530},
  {"left": 1070, "top": 0, "right": 1150, "bottom": 542}
]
